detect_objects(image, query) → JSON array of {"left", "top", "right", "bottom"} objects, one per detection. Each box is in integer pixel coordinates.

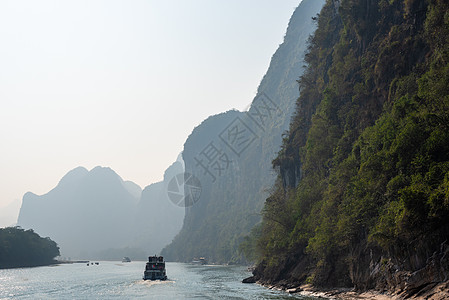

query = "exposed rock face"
[
  {"left": 242, "top": 276, "right": 256, "bottom": 284},
  {"left": 252, "top": 241, "right": 449, "bottom": 299},
  {"left": 358, "top": 242, "right": 449, "bottom": 298}
]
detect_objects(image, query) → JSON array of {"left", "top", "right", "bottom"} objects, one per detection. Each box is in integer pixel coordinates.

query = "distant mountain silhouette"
[
  {"left": 0, "top": 199, "right": 21, "bottom": 228},
  {"left": 18, "top": 163, "right": 184, "bottom": 259},
  {"left": 122, "top": 181, "right": 142, "bottom": 201},
  {"left": 131, "top": 160, "right": 185, "bottom": 255}
]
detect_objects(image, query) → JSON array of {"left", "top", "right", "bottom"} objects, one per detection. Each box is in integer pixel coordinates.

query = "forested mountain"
[
  {"left": 162, "top": 0, "right": 325, "bottom": 263},
  {"left": 253, "top": 0, "right": 449, "bottom": 297},
  {"left": 0, "top": 227, "right": 59, "bottom": 269},
  {"left": 17, "top": 164, "right": 184, "bottom": 259}
]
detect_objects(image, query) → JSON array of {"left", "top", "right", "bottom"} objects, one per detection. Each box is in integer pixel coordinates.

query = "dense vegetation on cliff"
[
  {"left": 256, "top": 0, "right": 449, "bottom": 291},
  {"left": 0, "top": 227, "right": 60, "bottom": 268}
]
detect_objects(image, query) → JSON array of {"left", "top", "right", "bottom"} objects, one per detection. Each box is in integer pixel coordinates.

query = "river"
[{"left": 0, "top": 261, "right": 319, "bottom": 299}]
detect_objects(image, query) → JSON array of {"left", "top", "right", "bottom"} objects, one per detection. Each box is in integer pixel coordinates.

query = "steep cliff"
[
  {"left": 162, "top": 0, "right": 325, "bottom": 263},
  {"left": 254, "top": 0, "right": 449, "bottom": 297}
]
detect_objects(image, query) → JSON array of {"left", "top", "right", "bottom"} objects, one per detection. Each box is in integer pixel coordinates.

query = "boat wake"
[{"left": 136, "top": 279, "right": 175, "bottom": 287}]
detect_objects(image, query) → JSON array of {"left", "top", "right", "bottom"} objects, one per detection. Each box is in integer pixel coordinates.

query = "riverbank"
[
  {"left": 258, "top": 282, "right": 449, "bottom": 300},
  {"left": 0, "top": 260, "right": 90, "bottom": 269},
  {"left": 0, "top": 260, "right": 59, "bottom": 269},
  {"left": 56, "top": 260, "right": 89, "bottom": 264}
]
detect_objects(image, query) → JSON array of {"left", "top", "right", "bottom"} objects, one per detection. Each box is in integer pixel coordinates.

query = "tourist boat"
[
  {"left": 191, "top": 257, "right": 207, "bottom": 265},
  {"left": 122, "top": 257, "right": 131, "bottom": 263},
  {"left": 143, "top": 256, "right": 167, "bottom": 280}
]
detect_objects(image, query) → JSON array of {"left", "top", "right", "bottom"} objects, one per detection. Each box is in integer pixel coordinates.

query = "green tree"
[{"left": 0, "top": 227, "right": 60, "bottom": 269}]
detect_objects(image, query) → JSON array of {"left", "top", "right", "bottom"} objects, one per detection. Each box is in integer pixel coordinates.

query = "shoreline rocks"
[
  {"left": 242, "top": 276, "right": 256, "bottom": 284},
  {"left": 253, "top": 280, "right": 449, "bottom": 299}
]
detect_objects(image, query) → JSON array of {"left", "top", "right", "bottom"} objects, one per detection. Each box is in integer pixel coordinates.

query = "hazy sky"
[{"left": 0, "top": 0, "right": 301, "bottom": 218}]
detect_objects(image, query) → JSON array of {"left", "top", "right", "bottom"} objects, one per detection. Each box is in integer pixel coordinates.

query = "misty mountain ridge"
[
  {"left": 18, "top": 164, "right": 184, "bottom": 260},
  {"left": 0, "top": 199, "right": 22, "bottom": 228}
]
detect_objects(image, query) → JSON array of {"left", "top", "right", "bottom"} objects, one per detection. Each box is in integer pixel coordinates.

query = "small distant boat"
[
  {"left": 122, "top": 257, "right": 131, "bottom": 263},
  {"left": 191, "top": 257, "right": 207, "bottom": 265},
  {"left": 143, "top": 256, "right": 167, "bottom": 280}
]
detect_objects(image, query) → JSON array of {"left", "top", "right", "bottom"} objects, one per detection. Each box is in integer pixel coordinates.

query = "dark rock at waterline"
[
  {"left": 286, "top": 287, "right": 302, "bottom": 294},
  {"left": 242, "top": 276, "right": 256, "bottom": 284}
]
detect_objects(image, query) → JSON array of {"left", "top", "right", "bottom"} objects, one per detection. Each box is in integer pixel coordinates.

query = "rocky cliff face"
[
  {"left": 161, "top": 0, "right": 325, "bottom": 263},
  {"left": 349, "top": 238, "right": 449, "bottom": 298},
  {"left": 251, "top": 239, "right": 449, "bottom": 298}
]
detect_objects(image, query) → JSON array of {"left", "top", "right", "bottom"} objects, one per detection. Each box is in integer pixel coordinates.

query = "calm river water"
[{"left": 0, "top": 262, "right": 319, "bottom": 299}]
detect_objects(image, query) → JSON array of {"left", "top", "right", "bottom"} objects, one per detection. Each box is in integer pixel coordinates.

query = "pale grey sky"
[{"left": 0, "top": 0, "right": 301, "bottom": 222}]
